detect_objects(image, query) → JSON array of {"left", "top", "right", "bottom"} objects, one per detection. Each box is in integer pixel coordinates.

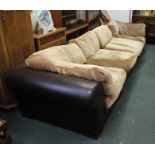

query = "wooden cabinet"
[
  {"left": 50, "top": 10, "right": 100, "bottom": 41},
  {"left": 132, "top": 10, "right": 155, "bottom": 42},
  {"left": 0, "top": 11, "right": 35, "bottom": 109},
  {"left": 34, "top": 27, "right": 66, "bottom": 51},
  {"left": 51, "top": 10, "right": 88, "bottom": 41}
]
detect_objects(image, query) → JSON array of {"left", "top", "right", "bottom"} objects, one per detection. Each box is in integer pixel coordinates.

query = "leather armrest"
[{"left": 4, "top": 63, "right": 105, "bottom": 109}]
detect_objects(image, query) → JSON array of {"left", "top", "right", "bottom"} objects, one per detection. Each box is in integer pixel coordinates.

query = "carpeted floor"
[{"left": 0, "top": 44, "right": 155, "bottom": 144}]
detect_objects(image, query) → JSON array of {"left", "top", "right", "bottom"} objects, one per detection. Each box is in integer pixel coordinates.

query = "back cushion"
[
  {"left": 61, "top": 43, "right": 86, "bottom": 63},
  {"left": 70, "top": 31, "right": 100, "bottom": 59},
  {"left": 108, "top": 20, "right": 119, "bottom": 36},
  {"left": 30, "top": 43, "right": 86, "bottom": 64},
  {"left": 93, "top": 25, "right": 112, "bottom": 48}
]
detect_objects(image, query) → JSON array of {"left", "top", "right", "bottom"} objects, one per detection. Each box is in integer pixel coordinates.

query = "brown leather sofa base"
[{"left": 4, "top": 63, "right": 110, "bottom": 138}]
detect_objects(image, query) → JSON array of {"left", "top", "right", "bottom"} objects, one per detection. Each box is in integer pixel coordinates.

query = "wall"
[{"left": 107, "top": 10, "right": 132, "bottom": 22}]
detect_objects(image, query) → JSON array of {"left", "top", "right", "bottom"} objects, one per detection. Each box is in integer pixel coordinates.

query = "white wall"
[{"left": 107, "top": 10, "right": 132, "bottom": 22}]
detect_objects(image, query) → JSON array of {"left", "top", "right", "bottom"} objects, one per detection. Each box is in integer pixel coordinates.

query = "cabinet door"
[
  {"left": 0, "top": 13, "right": 10, "bottom": 73},
  {"left": 0, "top": 12, "right": 9, "bottom": 105},
  {"left": 15, "top": 11, "right": 35, "bottom": 59},
  {"left": 1, "top": 11, "right": 25, "bottom": 67},
  {"left": 1, "top": 11, "right": 34, "bottom": 68},
  {"left": 0, "top": 11, "right": 34, "bottom": 108}
]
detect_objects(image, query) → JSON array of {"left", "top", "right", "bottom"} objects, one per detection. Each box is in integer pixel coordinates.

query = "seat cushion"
[
  {"left": 86, "top": 49, "right": 137, "bottom": 72},
  {"left": 93, "top": 25, "right": 112, "bottom": 48},
  {"left": 27, "top": 43, "right": 86, "bottom": 64},
  {"left": 70, "top": 31, "right": 100, "bottom": 58},
  {"left": 105, "top": 37, "right": 144, "bottom": 56}
]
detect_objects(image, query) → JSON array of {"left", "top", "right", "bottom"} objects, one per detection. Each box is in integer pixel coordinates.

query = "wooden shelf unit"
[
  {"left": 132, "top": 10, "right": 155, "bottom": 43},
  {"left": 50, "top": 10, "right": 100, "bottom": 41},
  {"left": 66, "top": 23, "right": 88, "bottom": 35}
]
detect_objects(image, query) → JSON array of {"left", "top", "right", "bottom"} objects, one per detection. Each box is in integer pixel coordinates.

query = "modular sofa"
[{"left": 4, "top": 22, "right": 145, "bottom": 138}]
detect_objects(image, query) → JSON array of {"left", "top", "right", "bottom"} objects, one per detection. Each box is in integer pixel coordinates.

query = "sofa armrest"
[
  {"left": 117, "top": 21, "right": 146, "bottom": 37},
  {"left": 4, "top": 63, "right": 105, "bottom": 109},
  {"left": 4, "top": 63, "right": 107, "bottom": 138}
]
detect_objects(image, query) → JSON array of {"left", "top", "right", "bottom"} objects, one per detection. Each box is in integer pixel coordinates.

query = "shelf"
[
  {"left": 66, "top": 23, "right": 88, "bottom": 35},
  {"left": 133, "top": 14, "right": 155, "bottom": 17},
  {"left": 50, "top": 10, "right": 100, "bottom": 40},
  {"left": 62, "top": 14, "right": 76, "bottom": 19},
  {"left": 148, "top": 33, "right": 155, "bottom": 37},
  {"left": 89, "top": 23, "right": 100, "bottom": 30},
  {"left": 0, "top": 102, "right": 17, "bottom": 109}
]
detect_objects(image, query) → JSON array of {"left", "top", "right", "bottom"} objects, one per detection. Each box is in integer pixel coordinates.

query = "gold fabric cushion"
[
  {"left": 27, "top": 43, "right": 86, "bottom": 64},
  {"left": 105, "top": 37, "right": 144, "bottom": 56},
  {"left": 86, "top": 49, "right": 137, "bottom": 72},
  {"left": 108, "top": 20, "right": 119, "bottom": 36},
  {"left": 117, "top": 21, "right": 146, "bottom": 37},
  {"left": 70, "top": 31, "right": 100, "bottom": 59},
  {"left": 116, "top": 34, "right": 146, "bottom": 44},
  {"left": 93, "top": 25, "right": 112, "bottom": 48}
]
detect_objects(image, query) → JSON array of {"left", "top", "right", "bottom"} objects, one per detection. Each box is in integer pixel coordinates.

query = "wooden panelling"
[
  {"left": 1, "top": 11, "right": 25, "bottom": 67},
  {"left": 50, "top": 10, "right": 63, "bottom": 27},
  {"left": 0, "top": 11, "right": 35, "bottom": 109},
  {"left": 15, "top": 11, "right": 35, "bottom": 59},
  {"left": 0, "top": 16, "right": 10, "bottom": 73}
]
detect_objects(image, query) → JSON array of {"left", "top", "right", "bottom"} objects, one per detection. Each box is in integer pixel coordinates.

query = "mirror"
[{"left": 31, "top": 10, "right": 55, "bottom": 34}]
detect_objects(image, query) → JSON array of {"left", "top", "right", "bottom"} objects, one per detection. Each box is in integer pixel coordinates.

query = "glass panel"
[{"left": 62, "top": 10, "right": 86, "bottom": 29}]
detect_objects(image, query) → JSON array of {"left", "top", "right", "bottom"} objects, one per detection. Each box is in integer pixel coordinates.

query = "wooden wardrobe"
[{"left": 0, "top": 10, "right": 35, "bottom": 109}]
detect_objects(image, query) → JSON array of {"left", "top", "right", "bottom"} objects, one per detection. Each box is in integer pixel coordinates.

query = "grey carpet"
[{"left": 1, "top": 44, "right": 155, "bottom": 144}]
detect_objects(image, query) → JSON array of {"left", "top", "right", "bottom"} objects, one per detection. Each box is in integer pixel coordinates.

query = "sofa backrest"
[
  {"left": 28, "top": 43, "right": 86, "bottom": 64},
  {"left": 107, "top": 20, "right": 119, "bottom": 36},
  {"left": 69, "top": 31, "right": 100, "bottom": 59},
  {"left": 93, "top": 25, "right": 112, "bottom": 48}
]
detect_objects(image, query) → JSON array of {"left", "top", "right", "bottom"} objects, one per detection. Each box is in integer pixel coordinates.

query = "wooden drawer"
[
  {"left": 40, "top": 37, "right": 66, "bottom": 50},
  {"left": 147, "top": 23, "right": 155, "bottom": 36},
  {"left": 40, "top": 31, "right": 65, "bottom": 45},
  {"left": 34, "top": 28, "right": 66, "bottom": 51},
  {"left": 132, "top": 15, "right": 155, "bottom": 24}
]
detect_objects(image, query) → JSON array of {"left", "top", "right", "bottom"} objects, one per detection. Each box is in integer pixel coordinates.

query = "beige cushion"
[
  {"left": 70, "top": 31, "right": 100, "bottom": 59},
  {"left": 93, "top": 25, "right": 112, "bottom": 48},
  {"left": 26, "top": 53, "right": 126, "bottom": 109},
  {"left": 105, "top": 38, "right": 144, "bottom": 56},
  {"left": 117, "top": 21, "right": 146, "bottom": 37},
  {"left": 108, "top": 20, "right": 119, "bottom": 36},
  {"left": 86, "top": 49, "right": 137, "bottom": 72},
  {"left": 117, "top": 34, "right": 146, "bottom": 44},
  {"left": 27, "top": 43, "right": 86, "bottom": 64}
]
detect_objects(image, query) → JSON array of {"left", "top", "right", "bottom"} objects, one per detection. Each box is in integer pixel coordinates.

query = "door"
[
  {"left": 1, "top": 11, "right": 34, "bottom": 68},
  {"left": 0, "top": 11, "right": 34, "bottom": 108},
  {"left": 0, "top": 11, "right": 10, "bottom": 73}
]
